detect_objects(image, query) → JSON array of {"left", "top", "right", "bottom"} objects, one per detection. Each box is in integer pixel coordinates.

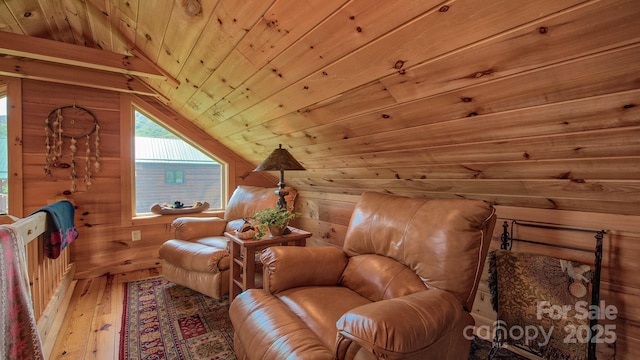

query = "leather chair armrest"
[
  {"left": 159, "top": 239, "right": 230, "bottom": 273},
  {"left": 261, "top": 246, "right": 348, "bottom": 294},
  {"left": 171, "top": 216, "right": 227, "bottom": 241},
  {"left": 336, "top": 289, "right": 469, "bottom": 359}
]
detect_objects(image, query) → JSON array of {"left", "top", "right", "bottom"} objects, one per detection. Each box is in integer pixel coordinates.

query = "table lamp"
[{"left": 254, "top": 144, "right": 305, "bottom": 210}]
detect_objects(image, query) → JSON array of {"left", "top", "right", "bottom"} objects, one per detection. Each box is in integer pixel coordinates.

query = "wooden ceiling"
[{"left": 1, "top": 0, "right": 640, "bottom": 215}]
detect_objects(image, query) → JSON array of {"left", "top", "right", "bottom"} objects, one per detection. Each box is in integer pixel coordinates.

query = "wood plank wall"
[
  {"left": 3, "top": 1, "right": 639, "bottom": 356},
  {"left": 212, "top": 0, "right": 640, "bottom": 205},
  {"left": 295, "top": 191, "right": 640, "bottom": 359},
  {"left": 15, "top": 78, "right": 274, "bottom": 279}
]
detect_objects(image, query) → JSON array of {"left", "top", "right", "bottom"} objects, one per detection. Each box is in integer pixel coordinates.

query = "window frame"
[
  {"left": 120, "top": 95, "right": 227, "bottom": 225},
  {"left": 0, "top": 87, "right": 7, "bottom": 215},
  {"left": 1, "top": 78, "right": 23, "bottom": 217}
]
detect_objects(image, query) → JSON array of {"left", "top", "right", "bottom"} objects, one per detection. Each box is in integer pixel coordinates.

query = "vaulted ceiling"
[{"left": 1, "top": 0, "right": 640, "bottom": 215}]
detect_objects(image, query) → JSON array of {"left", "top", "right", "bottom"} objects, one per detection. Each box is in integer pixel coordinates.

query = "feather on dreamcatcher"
[{"left": 44, "top": 105, "right": 101, "bottom": 193}]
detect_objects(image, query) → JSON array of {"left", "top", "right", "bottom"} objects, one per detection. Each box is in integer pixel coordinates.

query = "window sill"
[{"left": 130, "top": 210, "right": 225, "bottom": 226}]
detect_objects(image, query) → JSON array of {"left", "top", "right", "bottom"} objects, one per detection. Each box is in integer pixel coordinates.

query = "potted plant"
[{"left": 252, "top": 207, "right": 301, "bottom": 238}]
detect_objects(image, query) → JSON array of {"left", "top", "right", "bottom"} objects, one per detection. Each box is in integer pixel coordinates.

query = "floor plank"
[{"left": 50, "top": 268, "right": 161, "bottom": 360}]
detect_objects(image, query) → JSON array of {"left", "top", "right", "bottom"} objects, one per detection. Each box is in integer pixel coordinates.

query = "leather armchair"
[
  {"left": 229, "top": 192, "right": 497, "bottom": 359},
  {"left": 159, "top": 185, "right": 296, "bottom": 299}
]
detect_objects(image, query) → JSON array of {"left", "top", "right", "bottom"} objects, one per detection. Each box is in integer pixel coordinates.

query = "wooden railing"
[{"left": 3, "top": 212, "right": 76, "bottom": 358}]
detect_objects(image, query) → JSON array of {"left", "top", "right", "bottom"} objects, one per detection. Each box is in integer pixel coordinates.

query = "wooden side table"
[{"left": 225, "top": 227, "right": 312, "bottom": 301}]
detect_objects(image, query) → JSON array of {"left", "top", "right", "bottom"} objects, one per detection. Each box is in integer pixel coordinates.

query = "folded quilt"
[{"left": 31, "top": 200, "right": 79, "bottom": 259}]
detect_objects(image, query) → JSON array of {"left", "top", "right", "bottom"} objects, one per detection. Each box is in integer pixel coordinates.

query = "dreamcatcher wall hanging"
[{"left": 44, "top": 105, "right": 101, "bottom": 193}]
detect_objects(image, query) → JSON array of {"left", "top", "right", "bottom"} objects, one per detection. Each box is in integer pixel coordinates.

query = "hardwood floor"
[{"left": 49, "top": 268, "right": 161, "bottom": 360}]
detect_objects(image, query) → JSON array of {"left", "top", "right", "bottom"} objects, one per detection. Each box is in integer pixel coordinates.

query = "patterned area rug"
[
  {"left": 119, "top": 276, "right": 236, "bottom": 360},
  {"left": 119, "top": 276, "right": 526, "bottom": 359}
]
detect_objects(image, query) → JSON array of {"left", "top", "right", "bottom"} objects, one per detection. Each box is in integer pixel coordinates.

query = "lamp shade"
[
  {"left": 254, "top": 144, "right": 304, "bottom": 211},
  {"left": 254, "top": 144, "right": 305, "bottom": 172}
]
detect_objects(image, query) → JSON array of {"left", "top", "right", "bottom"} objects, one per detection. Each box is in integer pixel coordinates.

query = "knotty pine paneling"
[
  {"left": 188, "top": 1, "right": 640, "bottom": 219},
  {"left": 210, "top": 0, "right": 640, "bottom": 151},
  {"left": 235, "top": 42, "right": 640, "bottom": 163},
  {"left": 295, "top": 178, "right": 639, "bottom": 204},
  {"left": 3, "top": 0, "right": 639, "bottom": 218},
  {"left": 293, "top": 191, "right": 358, "bottom": 247},
  {"left": 227, "top": 82, "right": 396, "bottom": 145},
  {"left": 289, "top": 158, "right": 640, "bottom": 181},
  {"left": 201, "top": 0, "right": 445, "bottom": 127},
  {"left": 158, "top": 0, "right": 277, "bottom": 105},
  {"left": 154, "top": 0, "right": 221, "bottom": 80},
  {"left": 293, "top": 91, "right": 640, "bottom": 157},
  {"left": 381, "top": 0, "right": 640, "bottom": 103},
  {"left": 237, "top": 0, "right": 350, "bottom": 68},
  {"left": 296, "top": 186, "right": 640, "bottom": 217},
  {"left": 3, "top": 0, "right": 51, "bottom": 39},
  {"left": 17, "top": 79, "right": 274, "bottom": 279},
  {"left": 133, "top": 1, "right": 173, "bottom": 63},
  {"left": 85, "top": 0, "right": 122, "bottom": 53},
  {"left": 292, "top": 128, "right": 640, "bottom": 169},
  {"left": 205, "top": 0, "right": 588, "bottom": 134}
]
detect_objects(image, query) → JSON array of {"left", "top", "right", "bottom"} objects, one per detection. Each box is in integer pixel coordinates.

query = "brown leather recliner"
[
  {"left": 229, "top": 192, "right": 497, "bottom": 360},
  {"left": 158, "top": 185, "right": 296, "bottom": 299}
]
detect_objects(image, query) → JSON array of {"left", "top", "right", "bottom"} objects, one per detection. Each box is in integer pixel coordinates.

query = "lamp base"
[{"left": 275, "top": 188, "right": 288, "bottom": 210}]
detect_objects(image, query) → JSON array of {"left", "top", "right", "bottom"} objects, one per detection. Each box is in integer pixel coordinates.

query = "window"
[
  {"left": 0, "top": 95, "right": 7, "bottom": 215},
  {"left": 164, "top": 170, "right": 184, "bottom": 184},
  {"left": 133, "top": 108, "right": 224, "bottom": 215}
]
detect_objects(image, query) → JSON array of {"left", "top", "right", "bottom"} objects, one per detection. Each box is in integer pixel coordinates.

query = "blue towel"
[{"left": 31, "top": 200, "right": 79, "bottom": 259}]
